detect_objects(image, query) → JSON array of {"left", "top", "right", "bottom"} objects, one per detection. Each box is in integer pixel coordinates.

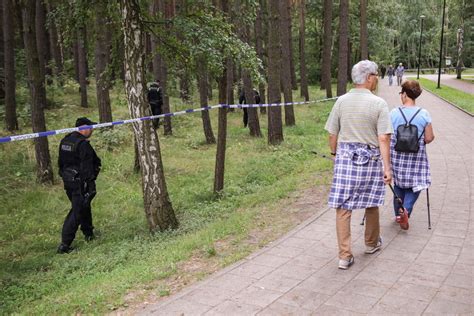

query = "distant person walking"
[
  {"left": 147, "top": 81, "right": 163, "bottom": 129},
  {"left": 380, "top": 65, "right": 386, "bottom": 79},
  {"left": 387, "top": 65, "right": 395, "bottom": 86},
  {"left": 325, "top": 60, "right": 393, "bottom": 270},
  {"left": 390, "top": 80, "right": 434, "bottom": 229},
  {"left": 239, "top": 88, "right": 261, "bottom": 128},
  {"left": 395, "top": 63, "right": 405, "bottom": 86}
]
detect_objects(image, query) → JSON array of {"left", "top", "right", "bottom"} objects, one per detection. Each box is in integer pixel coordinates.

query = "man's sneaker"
[
  {"left": 365, "top": 237, "right": 383, "bottom": 254},
  {"left": 338, "top": 256, "right": 355, "bottom": 270},
  {"left": 57, "top": 243, "right": 74, "bottom": 254}
]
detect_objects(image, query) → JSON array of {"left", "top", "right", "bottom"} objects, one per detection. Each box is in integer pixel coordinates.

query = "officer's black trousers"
[
  {"left": 61, "top": 184, "right": 95, "bottom": 246},
  {"left": 243, "top": 108, "right": 248, "bottom": 127}
]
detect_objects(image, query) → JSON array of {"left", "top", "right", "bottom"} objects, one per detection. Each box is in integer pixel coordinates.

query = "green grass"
[
  {"left": 417, "top": 78, "right": 474, "bottom": 114},
  {"left": 0, "top": 81, "right": 335, "bottom": 314}
]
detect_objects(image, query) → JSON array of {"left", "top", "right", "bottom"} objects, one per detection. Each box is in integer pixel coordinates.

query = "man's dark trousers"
[{"left": 61, "top": 182, "right": 95, "bottom": 246}]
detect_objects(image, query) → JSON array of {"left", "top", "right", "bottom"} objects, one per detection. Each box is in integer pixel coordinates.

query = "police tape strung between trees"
[{"left": 0, "top": 98, "right": 338, "bottom": 144}]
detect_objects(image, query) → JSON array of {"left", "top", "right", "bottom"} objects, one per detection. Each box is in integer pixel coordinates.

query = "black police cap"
[{"left": 75, "top": 117, "right": 97, "bottom": 127}]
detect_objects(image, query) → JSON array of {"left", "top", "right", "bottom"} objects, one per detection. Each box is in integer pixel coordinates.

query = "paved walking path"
[
  {"left": 416, "top": 74, "right": 474, "bottom": 94},
  {"left": 138, "top": 79, "right": 473, "bottom": 315}
]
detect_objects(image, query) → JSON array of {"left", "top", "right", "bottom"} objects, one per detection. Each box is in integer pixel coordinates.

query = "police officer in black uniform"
[
  {"left": 57, "top": 117, "right": 101, "bottom": 254},
  {"left": 147, "top": 80, "right": 163, "bottom": 129}
]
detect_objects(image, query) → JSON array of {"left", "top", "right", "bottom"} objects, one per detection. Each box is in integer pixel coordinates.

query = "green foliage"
[
  {"left": 0, "top": 83, "right": 334, "bottom": 314},
  {"left": 417, "top": 77, "right": 474, "bottom": 114}
]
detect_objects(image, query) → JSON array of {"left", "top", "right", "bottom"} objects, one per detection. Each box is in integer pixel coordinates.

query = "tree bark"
[
  {"left": 288, "top": 0, "right": 297, "bottom": 91},
  {"left": 95, "top": 3, "right": 113, "bottom": 123},
  {"left": 0, "top": 0, "right": 4, "bottom": 101},
  {"left": 121, "top": 0, "right": 178, "bottom": 231},
  {"left": 22, "top": 0, "right": 53, "bottom": 184},
  {"left": 255, "top": 0, "right": 266, "bottom": 114},
  {"left": 360, "top": 0, "right": 368, "bottom": 60},
  {"left": 36, "top": 0, "right": 51, "bottom": 81},
  {"left": 77, "top": 26, "right": 88, "bottom": 107},
  {"left": 197, "top": 60, "right": 216, "bottom": 144},
  {"left": 213, "top": 0, "right": 229, "bottom": 194},
  {"left": 3, "top": 0, "right": 18, "bottom": 131},
  {"left": 321, "top": 0, "right": 333, "bottom": 97},
  {"left": 336, "top": 0, "right": 349, "bottom": 96},
  {"left": 226, "top": 59, "right": 234, "bottom": 111},
  {"left": 298, "top": 0, "right": 309, "bottom": 101},
  {"left": 279, "top": 0, "right": 295, "bottom": 126},
  {"left": 267, "top": 0, "right": 283, "bottom": 145},
  {"left": 151, "top": 0, "right": 172, "bottom": 135},
  {"left": 46, "top": 3, "right": 63, "bottom": 77}
]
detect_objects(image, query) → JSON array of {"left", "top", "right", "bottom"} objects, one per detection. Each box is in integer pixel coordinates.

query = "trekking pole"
[
  {"left": 360, "top": 215, "right": 366, "bottom": 225},
  {"left": 310, "top": 151, "right": 333, "bottom": 161},
  {"left": 426, "top": 188, "right": 431, "bottom": 230}
]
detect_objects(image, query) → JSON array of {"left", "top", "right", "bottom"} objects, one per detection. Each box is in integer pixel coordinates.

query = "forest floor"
[
  {"left": 133, "top": 78, "right": 474, "bottom": 315},
  {"left": 0, "top": 82, "right": 337, "bottom": 314}
]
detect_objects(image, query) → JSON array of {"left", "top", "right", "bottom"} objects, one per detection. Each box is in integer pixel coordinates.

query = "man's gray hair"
[{"left": 351, "top": 60, "right": 378, "bottom": 84}]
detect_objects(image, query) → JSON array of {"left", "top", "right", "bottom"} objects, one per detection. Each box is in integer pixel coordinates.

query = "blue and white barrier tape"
[{"left": 0, "top": 97, "right": 337, "bottom": 144}]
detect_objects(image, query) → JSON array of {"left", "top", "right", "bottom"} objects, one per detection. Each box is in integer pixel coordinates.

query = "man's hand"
[{"left": 383, "top": 169, "right": 392, "bottom": 185}]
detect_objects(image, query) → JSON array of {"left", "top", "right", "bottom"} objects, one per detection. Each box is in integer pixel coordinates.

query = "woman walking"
[{"left": 390, "top": 80, "right": 435, "bottom": 229}]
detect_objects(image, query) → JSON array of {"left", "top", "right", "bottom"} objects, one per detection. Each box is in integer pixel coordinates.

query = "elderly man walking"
[{"left": 325, "top": 60, "right": 393, "bottom": 270}]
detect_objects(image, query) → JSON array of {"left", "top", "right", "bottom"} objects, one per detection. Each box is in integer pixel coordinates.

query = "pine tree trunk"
[
  {"left": 95, "top": 4, "right": 113, "bottom": 123},
  {"left": 226, "top": 59, "right": 234, "bottom": 111},
  {"left": 360, "top": 0, "right": 368, "bottom": 60},
  {"left": 22, "top": 0, "right": 53, "bottom": 184},
  {"left": 321, "top": 0, "right": 333, "bottom": 97},
  {"left": 121, "top": 0, "right": 178, "bottom": 231},
  {"left": 288, "top": 0, "right": 297, "bottom": 91},
  {"left": 151, "top": 0, "right": 172, "bottom": 136},
  {"left": 72, "top": 40, "right": 79, "bottom": 82},
  {"left": 36, "top": 0, "right": 51, "bottom": 81},
  {"left": 213, "top": 0, "right": 229, "bottom": 194},
  {"left": 242, "top": 70, "right": 262, "bottom": 137},
  {"left": 197, "top": 61, "right": 216, "bottom": 144},
  {"left": 280, "top": 0, "right": 295, "bottom": 126},
  {"left": 267, "top": 0, "right": 283, "bottom": 145},
  {"left": 255, "top": 0, "right": 266, "bottom": 114},
  {"left": 3, "top": 0, "right": 18, "bottom": 131},
  {"left": 77, "top": 26, "right": 88, "bottom": 107},
  {"left": 298, "top": 0, "right": 309, "bottom": 101},
  {"left": 46, "top": 3, "right": 63, "bottom": 77},
  {"left": 0, "top": 0, "right": 4, "bottom": 101},
  {"left": 337, "top": 0, "right": 349, "bottom": 96}
]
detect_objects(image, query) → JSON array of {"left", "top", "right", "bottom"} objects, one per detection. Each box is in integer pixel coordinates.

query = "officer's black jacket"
[{"left": 58, "top": 132, "right": 101, "bottom": 183}]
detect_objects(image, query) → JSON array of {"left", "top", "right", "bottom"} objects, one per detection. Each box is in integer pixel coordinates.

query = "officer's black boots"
[
  {"left": 85, "top": 234, "right": 95, "bottom": 242},
  {"left": 57, "top": 243, "right": 74, "bottom": 254}
]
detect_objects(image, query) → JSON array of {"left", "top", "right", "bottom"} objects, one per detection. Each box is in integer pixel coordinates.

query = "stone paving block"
[
  {"left": 315, "top": 304, "right": 365, "bottom": 315},
  {"left": 293, "top": 228, "right": 329, "bottom": 241},
  {"left": 298, "top": 275, "right": 347, "bottom": 296},
  {"left": 423, "top": 242, "right": 462, "bottom": 256},
  {"left": 416, "top": 250, "right": 459, "bottom": 266},
  {"left": 324, "top": 292, "right": 379, "bottom": 314},
  {"left": 398, "top": 268, "right": 446, "bottom": 288},
  {"left": 185, "top": 286, "right": 235, "bottom": 307},
  {"left": 435, "top": 284, "right": 473, "bottom": 305},
  {"left": 276, "top": 285, "right": 330, "bottom": 310},
  {"left": 451, "top": 262, "right": 473, "bottom": 276},
  {"left": 434, "top": 226, "right": 468, "bottom": 239},
  {"left": 206, "top": 273, "right": 256, "bottom": 292},
  {"left": 304, "top": 222, "right": 334, "bottom": 233},
  {"left": 146, "top": 298, "right": 212, "bottom": 316},
  {"left": 277, "top": 237, "right": 315, "bottom": 249},
  {"left": 230, "top": 285, "right": 282, "bottom": 308},
  {"left": 256, "top": 301, "right": 312, "bottom": 316},
  {"left": 377, "top": 247, "right": 419, "bottom": 263},
  {"left": 428, "top": 234, "right": 465, "bottom": 246},
  {"left": 253, "top": 271, "right": 301, "bottom": 293},
  {"left": 264, "top": 245, "right": 305, "bottom": 258},
  {"left": 338, "top": 278, "right": 389, "bottom": 299},
  {"left": 368, "top": 294, "right": 428, "bottom": 315},
  {"left": 250, "top": 253, "right": 291, "bottom": 268},
  {"left": 354, "top": 267, "right": 400, "bottom": 287},
  {"left": 313, "top": 259, "right": 364, "bottom": 281},
  {"left": 288, "top": 254, "right": 332, "bottom": 270},
  {"left": 369, "top": 257, "right": 411, "bottom": 275},
  {"left": 272, "top": 261, "right": 317, "bottom": 281},
  {"left": 443, "top": 272, "right": 472, "bottom": 289},
  {"left": 385, "top": 281, "right": 438, "bottom": 302},
  {"left": 424, "top": 297, "right": 472, "bottom": 314},
  {"left": 204, "top": 300, "right": 260, "bottom": 316},
  {"left": 229, "top": 262, "right": 275, "bottom": 280}
]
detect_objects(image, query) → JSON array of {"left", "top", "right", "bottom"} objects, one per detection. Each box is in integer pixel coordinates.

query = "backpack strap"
[
  {"left": 398, "top": 107, "right": 409, "bottom": 125},
  {"left": 408, "top": 108, "right": 422, "bottom": 124}
]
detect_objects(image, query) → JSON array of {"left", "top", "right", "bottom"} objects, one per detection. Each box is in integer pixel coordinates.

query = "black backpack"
[{"left": 395, "top": 108, "right": 424, "bottom": 153}]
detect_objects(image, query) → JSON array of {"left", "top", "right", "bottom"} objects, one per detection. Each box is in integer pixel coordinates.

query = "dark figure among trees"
[{"left": 147, "top": 81, "right": 163, "bottom": 129}]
